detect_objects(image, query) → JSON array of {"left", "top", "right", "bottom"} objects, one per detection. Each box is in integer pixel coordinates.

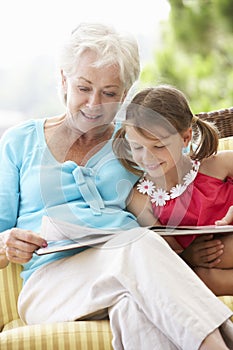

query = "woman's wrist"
[{"left": 0, "top": 233, "right": 9, "bottom": 268}]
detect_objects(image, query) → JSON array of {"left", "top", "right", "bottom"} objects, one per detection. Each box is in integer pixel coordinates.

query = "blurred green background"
[{"left": 141, "top": 0, "right": 233, "bottom": 113}]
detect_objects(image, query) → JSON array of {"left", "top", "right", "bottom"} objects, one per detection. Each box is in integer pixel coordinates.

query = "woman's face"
[
  {"left": 62, "top": 50, "right": 127, "bottom": 133},
  {"left": 126, "top": 126, "right": 185, "bottom": 179}
]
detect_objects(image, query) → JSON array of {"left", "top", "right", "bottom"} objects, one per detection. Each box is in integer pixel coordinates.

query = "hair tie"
[{"left": 192, "top": 115, "right": 199, "bottom": 124}]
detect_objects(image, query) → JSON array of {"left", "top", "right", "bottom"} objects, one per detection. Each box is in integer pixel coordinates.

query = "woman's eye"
[
  {"left": 132, "top": 145, "right": 143, "bottom": 150},
  {"left": 78, "top": 86, "right": 90, "bottom": 92},
  {"left": 103, "top": 91, "right": 116, "bottom": 97}
]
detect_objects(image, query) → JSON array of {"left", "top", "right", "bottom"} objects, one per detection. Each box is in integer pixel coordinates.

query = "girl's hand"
[
  {"left": 179, "top": 234, "right": 224, "bottom": 268},
  {"left": 215, "top": 205, "right": 233, "bottom": 226},
  {"left": 1, "top": 228, "right": 47, "bottom": 265}
]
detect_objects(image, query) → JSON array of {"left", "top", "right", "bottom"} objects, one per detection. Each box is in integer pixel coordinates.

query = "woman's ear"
[
  {"left": 61, "top": 70, "right": 67, "bottom": 91},
  {"left": 122, "top": 90, "right": 128, "bottom": 102},
  {"left": 182, "top": 128, "right": 192, "bottom": 147}
]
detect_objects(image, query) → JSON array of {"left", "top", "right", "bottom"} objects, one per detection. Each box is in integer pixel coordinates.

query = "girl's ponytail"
[{"left": 191, "top": 116, "right": 219, "bottom": 160}]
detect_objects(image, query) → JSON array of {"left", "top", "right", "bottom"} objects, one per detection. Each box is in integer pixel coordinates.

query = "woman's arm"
[
  {"left": 0, "top": 124, "right": 47, "bottom": 268},
  {"left": 0, "top": 128, "right": 22, "bottom": 232}
]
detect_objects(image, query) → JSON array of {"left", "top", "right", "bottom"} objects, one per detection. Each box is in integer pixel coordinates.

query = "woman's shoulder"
[
  {"left": 0, "top": 118, "right": 45, "bottom": 144},
  {"left": 2, "top": 118, "right": 44, "bottom": 136}
]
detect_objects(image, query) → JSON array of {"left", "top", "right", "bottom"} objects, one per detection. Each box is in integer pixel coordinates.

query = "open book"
[
  {"left": 150, "top": 225, "right": 233, "bottom": 236},
  {"left": 35, "top": 216, "right": 148, "bottom": 255},
  {"left": 35, "top": 216, "right": 233, "bottom": 255}
]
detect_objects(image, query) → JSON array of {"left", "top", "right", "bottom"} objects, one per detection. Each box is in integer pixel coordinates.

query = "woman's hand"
[
  {"left": 1, "top": 228, "right": 47, "bottom": 266},
  {"left": 179, "top": 234, "right": 224, "bottom": 268},
  {"left": 215, "top": 205, "right": 233, "bottom": 226}
]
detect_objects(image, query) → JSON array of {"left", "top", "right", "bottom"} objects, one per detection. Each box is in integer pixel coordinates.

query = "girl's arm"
[
  {"left": 126, "top": 187, "right": 159, "bottom": 226},
  {"left": 126, "top": 187, "right": 183, "bottom": 252},
  {"left": 216, "top": 205, "right": 233, "bottom": 226}
]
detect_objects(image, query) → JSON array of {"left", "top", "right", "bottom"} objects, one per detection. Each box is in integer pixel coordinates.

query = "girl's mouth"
[{"left": 145, "top": 163, "right": 163, "bottom": 172}]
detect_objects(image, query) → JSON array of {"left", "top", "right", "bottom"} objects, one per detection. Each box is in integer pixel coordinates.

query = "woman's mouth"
[{"left": 80, "top": 110, "right": 103, "bottom": 120}]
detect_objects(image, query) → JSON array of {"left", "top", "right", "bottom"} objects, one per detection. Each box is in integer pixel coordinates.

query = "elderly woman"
[{"left": 0, "top": 23, "right": 232, "bottom": 350}]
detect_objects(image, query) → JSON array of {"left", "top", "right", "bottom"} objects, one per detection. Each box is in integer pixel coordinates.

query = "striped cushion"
[
  {"left": 219, "top": 296, "right": 233, "bottom": 322},
  {"left": 0, "top": 263, "right": 22, "bottom": 331},
  {"left": 218, "top": 136, "right": 233, "bottom": 151},
  {"left": 0, "top": 320, "right": 112, "bottom": 350},
  {"left": 0, "top": 263, "right": 113, "bottom": 349}
]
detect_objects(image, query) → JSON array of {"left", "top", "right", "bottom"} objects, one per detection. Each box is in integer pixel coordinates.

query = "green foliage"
[{"left": 141, "top": 0, "right": 233, "bottom": 113}]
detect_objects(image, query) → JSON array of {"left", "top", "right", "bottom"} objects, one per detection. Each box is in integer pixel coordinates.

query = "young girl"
[{"left": 113, "top": 85, "right": 233, "bottom": 296}]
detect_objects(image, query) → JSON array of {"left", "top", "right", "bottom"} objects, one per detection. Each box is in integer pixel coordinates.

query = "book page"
[
  {"left": 150, "top": 225, "right": 233, "bottom": 236},
  {"left": 36, "top": 216, "right": 149, "bottom": 255},
  {"left": 40, "top": 215, "right": 118, "bottom": 241}
]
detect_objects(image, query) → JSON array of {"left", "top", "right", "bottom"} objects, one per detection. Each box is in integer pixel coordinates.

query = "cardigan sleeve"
[{"left": 0, "top": 127, "right": 23, "bottom": 231}]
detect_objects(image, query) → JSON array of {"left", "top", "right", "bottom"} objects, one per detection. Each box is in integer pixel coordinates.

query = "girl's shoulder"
[{"left": 200, "top": 150, "right": 233, "bottom": 179}]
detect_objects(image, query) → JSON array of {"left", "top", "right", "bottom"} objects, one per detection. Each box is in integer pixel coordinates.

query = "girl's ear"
[{"left": 182, "top": 128, "right": 192, "bottom": 147}]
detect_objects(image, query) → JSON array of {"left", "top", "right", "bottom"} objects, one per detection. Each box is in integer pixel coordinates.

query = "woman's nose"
[{"left": 86, "top": 92, "right": 101, "bottom": 108}]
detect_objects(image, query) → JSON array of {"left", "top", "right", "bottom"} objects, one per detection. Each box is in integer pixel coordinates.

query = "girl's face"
[
  {"left": 62, "top": 50, "right": 127, "bottom": 133},
  {"left": 126, "top": 126, "right": 190, "bottom": 179}
]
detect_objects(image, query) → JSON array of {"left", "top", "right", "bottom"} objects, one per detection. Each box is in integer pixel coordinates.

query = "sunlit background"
[
  {"left": 0, "top": 0, "right": 170, "bottom": 132},
  {"left": 0, "top": 0, "right": 170, "bottom": 67}
]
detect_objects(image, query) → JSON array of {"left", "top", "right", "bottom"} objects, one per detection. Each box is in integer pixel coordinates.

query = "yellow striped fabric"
[
  {"left": 0, "top": 320, "right": 113, "bottom": 350},
  {"left": 218, "top": 136, "right": 233, "bottom": 151},
  {"left": 219, "top": 296, "right": 233, "bottom": 322},
  {"left": 0, "top": 263, "right": 22, "bottom": 330},
  {"left": 0, "top": 263, "right": 113, "bottom": 349}
]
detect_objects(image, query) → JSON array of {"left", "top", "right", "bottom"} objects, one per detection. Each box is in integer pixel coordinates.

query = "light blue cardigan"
[{"left": 0, "top": 118, "right": 139, "bottom": 283}]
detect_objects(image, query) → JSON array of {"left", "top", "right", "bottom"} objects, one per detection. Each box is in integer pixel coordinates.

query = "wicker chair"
[
  {"left": 196, "top": 107, "right": 233, "bottom": 138},
  {"left": 1, "top": 107, "right": 233, "bottom": 349}
]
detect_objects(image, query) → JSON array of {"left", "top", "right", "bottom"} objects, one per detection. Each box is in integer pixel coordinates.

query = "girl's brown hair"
[{"left": 113, "top": 85, "right": 219, "bottom": 176}]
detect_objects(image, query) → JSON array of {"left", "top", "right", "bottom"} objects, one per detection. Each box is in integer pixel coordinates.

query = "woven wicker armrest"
[{"left": 196, "top": 107, "right": 233, "bottom": 138}]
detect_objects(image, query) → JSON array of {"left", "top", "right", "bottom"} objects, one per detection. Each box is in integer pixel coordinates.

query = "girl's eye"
[{"left": 154, "top": 145, "right": 165, "bottom": 149}]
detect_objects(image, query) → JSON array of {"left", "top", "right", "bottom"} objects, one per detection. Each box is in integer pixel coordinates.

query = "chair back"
[{"left": 196, "top": 107, "right": 233, "bottom": 138}]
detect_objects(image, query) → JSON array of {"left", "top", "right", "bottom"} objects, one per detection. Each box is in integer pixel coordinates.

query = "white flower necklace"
[{"left": 137, "top": 160, "right": 200, "bottom": 207}]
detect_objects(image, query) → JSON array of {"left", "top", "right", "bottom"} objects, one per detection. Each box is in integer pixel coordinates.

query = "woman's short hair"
[{"left": 58, "top": 22, "right": 140, "bottom": 103}]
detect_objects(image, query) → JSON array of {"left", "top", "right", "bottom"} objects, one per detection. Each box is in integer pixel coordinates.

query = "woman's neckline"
[{"left": 41, "top": 116, "right": 116, "bottom": 166}]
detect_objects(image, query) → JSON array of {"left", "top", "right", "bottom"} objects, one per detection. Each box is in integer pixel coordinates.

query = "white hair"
[{"left": 58, "top": 22, "right": 140, "bottom": 101}]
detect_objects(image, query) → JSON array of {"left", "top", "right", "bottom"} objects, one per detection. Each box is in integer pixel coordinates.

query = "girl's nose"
[{"left": 143, "top": 148, "right": 154, "bottom": 160}]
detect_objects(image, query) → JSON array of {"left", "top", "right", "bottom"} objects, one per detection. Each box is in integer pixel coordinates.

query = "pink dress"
[{"left": 152, "top": 172, "right": 233, "bottom": 248}]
